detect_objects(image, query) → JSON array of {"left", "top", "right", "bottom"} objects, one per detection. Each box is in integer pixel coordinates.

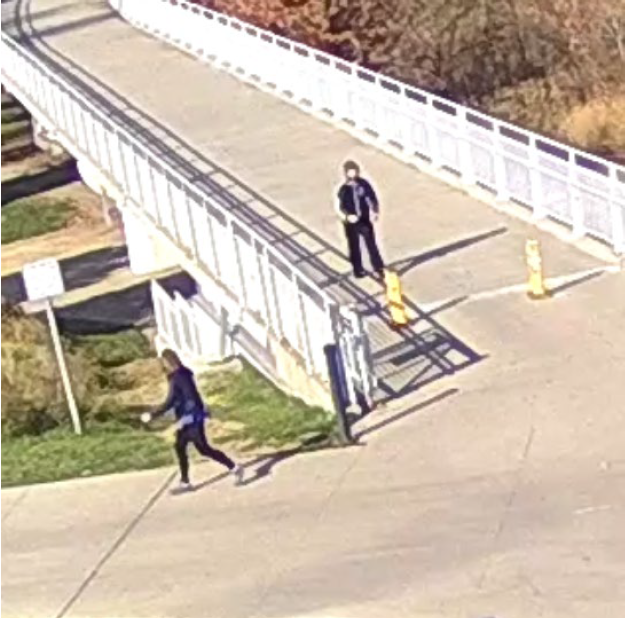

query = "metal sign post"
[
  {"left": 22, "top": 258, "right": 82, "bottom": 435},
  {"left": 44, "top": 298, "right": 82, "bottom": 435}
]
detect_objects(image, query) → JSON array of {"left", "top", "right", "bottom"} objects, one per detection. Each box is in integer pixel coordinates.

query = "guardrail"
[
  {"left": 1, "top": 32, "right": 337, "bottom": 380},
  {"left": 111, "top": 0, "right": 625, "bottom": 254}
]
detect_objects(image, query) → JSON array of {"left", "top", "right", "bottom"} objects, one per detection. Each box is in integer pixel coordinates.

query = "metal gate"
[{"left": 333, "top": 305, "right": 377, "bottom": 410}]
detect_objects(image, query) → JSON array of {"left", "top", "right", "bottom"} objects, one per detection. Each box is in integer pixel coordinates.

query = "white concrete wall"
[{"left": 121, "top": 207, "right": 179, "bottom": 276}]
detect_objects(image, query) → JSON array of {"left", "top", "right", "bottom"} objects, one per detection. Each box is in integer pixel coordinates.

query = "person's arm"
[
  {"left": 362, "top": 178, "right": 380, "bottom": 218},
  {"left": 142, "top": 376, "right": 176, "bottom": 424},
  {"left": 335, "top": 185, "right": 348, "bottom": 222}
]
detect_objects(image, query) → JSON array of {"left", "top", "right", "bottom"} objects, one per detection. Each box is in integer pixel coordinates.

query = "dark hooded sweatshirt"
[{"left": 153, "top": 366, "right": 208, "bottom": 426}]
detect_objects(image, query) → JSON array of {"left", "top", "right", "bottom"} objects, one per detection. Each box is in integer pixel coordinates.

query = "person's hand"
[
  {"left": 371, "top": 212, "right": 379, "bottom": 223},
  {"left": 346, "top": 214, "right": 359, "bottom": 224},
  {"left": 141, "top": 412, "right": 152, "bottom": 425}
]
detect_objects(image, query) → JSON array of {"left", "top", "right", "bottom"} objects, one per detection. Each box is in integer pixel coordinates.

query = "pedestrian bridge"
[{"left": 2, "top": 0, "right": 623, "bottom": 412}]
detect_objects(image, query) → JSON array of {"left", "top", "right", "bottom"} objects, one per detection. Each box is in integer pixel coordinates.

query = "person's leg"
[
  {"left": 190, "top": 424, "right": 236, "bottom": 471},
  {"left": 362, "top": 221, "right": 385, "bottom": 272},
  {"left": 174, "top": 428, "right": 191, "bottom": 484},
  {"left": 345, "top": 223, "right": 364, "bottom": 275}
]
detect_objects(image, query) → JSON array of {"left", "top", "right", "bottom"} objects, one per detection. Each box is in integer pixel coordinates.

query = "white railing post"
[
  {"left": 261, "top": 252, "right": 282, "bottom": 337},
  {"left": 254, "top": 247, "right": 271, "bottom": 325},
  {"left": 425, "top": 99, "right": 443, "bottom": 169},
  {"left": 569, "top": 158, "right": 585, "bottom": 238},
  {"left": 459, "top": 109, "right": 476, "bottom": 186},
  {"left": 529, "top": 138, "right": 546, "bottom": 220},
  {"left": 228, "top": 218, "right": 248, "bottom": 309},
  {"left": 609, "top": 168, "right": 624, "bottom": 255},
  {"left": 493, "top": 125, "right": 510, "bottom": 203},
  {"left": 611, "top": 202, "right": 625, "bottom": 256},
  {"left": 163, "top": 175, "right": 181, "bottom": 242},
  {"left": 204, "top": 207, "right": 222, "bottom": 278},
  {"left": 113, "top": 131, "right": 131, "bottom": 197},
  {"left": 294, "top": 277, "right": 314, "bottom": 375},
  {"left": 182, "top": 190, "right": 200, "bottom": 259}
]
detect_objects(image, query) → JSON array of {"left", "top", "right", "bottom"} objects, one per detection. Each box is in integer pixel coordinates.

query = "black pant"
[
  {"left": 175, "top": 423, "right": 235, "bottom": 483},
  {"left": 344, "top": 220, "right": 384, "bottom": 274}
]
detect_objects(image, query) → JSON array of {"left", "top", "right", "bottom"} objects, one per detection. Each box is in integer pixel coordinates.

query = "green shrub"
[
  {"left": 1, "top": 197, "right": 76, "bottom": 244},
  {"left": 69, "top": 330, "right": 152, "bottom": 368}
]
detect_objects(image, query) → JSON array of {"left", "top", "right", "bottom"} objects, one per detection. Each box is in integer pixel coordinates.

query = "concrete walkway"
[{"left": 2, "top": 1, "right": 625, "bottom": 617}]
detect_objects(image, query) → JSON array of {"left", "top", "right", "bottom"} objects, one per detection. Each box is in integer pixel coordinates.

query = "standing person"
[
  {"left": 335, "top": 160, "right": 385, "bottom": 278},
  {"left": 141, "top": 349, "right": 244, "bottom": 493}
]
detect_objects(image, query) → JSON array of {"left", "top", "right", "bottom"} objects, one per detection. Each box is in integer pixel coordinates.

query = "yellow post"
[
  {"left": 384, "top": 269, "right": 409, "bottom": 327},
  {"left": 525, "top": 239, "right": 549, "bottom": 299}
]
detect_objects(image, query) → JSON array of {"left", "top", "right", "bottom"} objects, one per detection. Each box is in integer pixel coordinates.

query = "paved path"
[{"left": 2, "top": 1, "right": 625, "bottom": 617}]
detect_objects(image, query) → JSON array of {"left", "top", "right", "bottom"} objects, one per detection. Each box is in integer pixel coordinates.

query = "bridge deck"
[{"left": 0, "top": 0, "right": 604, "bottom": 402}]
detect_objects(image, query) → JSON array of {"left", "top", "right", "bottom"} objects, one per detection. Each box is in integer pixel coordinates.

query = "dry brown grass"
[
  {"left": 1, "top": 306, "right": 99, "bottom": 436},
  {"left": 561, "top": 96, "right": 625, "bottom": 159}
]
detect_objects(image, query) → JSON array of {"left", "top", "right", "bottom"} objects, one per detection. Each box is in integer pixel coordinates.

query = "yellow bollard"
[
  {"left": 384, "top": 269, "right": 409, "bottom": 327},
  {"left": 525, "top": 239, "right": 549, "bottom": 299}
]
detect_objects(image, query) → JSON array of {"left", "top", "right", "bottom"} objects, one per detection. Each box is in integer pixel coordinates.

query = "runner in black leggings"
[{"left": 142, "top": 349, "right": 243, "bottom": 492}]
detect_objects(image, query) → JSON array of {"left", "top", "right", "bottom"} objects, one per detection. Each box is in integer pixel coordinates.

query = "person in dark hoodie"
[
  {"left": 335, "top": 160, "right": 385, "bottom": 278},
  {"left": 141, "top": 349, "right": 243, "bottom": 493}
]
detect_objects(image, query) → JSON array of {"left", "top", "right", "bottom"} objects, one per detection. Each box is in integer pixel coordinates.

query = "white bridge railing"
[
  {"left": 0, "top": 33, "right": 340, "bottom": 382},
  {"left": 112, "top": 0, "right": 625, "bottom": 254}
]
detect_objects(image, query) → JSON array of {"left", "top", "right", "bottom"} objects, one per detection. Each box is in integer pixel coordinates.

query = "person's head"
[
  {"left": 160, "top": 348, "right": 183, "bottom": 374},
  {"left": 343, "top": 160, "right": 360, "bottom": 181}
]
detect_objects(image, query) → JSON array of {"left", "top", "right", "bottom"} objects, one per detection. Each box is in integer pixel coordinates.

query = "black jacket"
[
  {"left": 153, "top": 366, "right": 208, "bottom": 426},
  {"left": 337, "top": 178, "right": 379, "bottom": 223}
]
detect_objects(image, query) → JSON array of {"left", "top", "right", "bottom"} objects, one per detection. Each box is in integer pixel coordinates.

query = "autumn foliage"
[{"left": 191, "top": 0, "right": 625, "bottom": 159}]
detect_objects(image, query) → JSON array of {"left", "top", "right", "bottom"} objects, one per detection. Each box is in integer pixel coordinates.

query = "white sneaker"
[
  {"left": 170, "top": 481, "right": 193, "bottom": 495},
  {"left": 232, "top": 465, "right": 244, "bottom": 486}
]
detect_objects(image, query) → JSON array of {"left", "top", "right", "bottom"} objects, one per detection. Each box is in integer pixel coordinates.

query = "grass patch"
[
  {"left": 200, "top": 361, "right": 339, "bottom": 452},
  {"left": 2, "top": 313, "right": 338, "bottom": 486},
  {"left": 1, "top": 420, "right": 171, "bottom": 487},
  {"left": 1, "top": 108, "right": 28, "bottom": 125},
  {"left": 69, "top": 330, "right": 152, "bottom": 368},
  {"left": 1, "top": 119, "right": 29, "bottom": 144},
  {"left": 1, "top": 197, "right": 77, "bottom": 244}
]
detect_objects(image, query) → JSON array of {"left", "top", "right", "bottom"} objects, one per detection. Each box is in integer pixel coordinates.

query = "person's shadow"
[
  {"left": 192, "top": 435, "right": 333, "bottom": 491},
  {"left": 192, "top": 389, "right": 458, "bottom": 491},
  {"left": 189, "top": 449, "right": 298, "bottom": 492}
]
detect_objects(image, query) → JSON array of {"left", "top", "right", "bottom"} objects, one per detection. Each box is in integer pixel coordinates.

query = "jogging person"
[
  {"left": 141, "top": 349, "right": 243, "bottom": 492},
  {"left": 335, "top": 160, "right": 385, "bottom": 278}
]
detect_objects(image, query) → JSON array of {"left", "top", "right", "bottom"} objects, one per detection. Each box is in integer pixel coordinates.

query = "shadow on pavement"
[
  {"left": 1, "top": 157, "right": 79, "bottom": 205},
  {"left": 387, "top": 227, "right": 507, "bottom": 276},
  {"left": 549, "top": 269, "right": 606, "bottom": 296}
]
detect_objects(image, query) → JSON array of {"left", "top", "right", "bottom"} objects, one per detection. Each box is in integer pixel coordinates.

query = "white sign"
[{"left": 22, "top": 258, "right": 65, "bottom": 301}]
